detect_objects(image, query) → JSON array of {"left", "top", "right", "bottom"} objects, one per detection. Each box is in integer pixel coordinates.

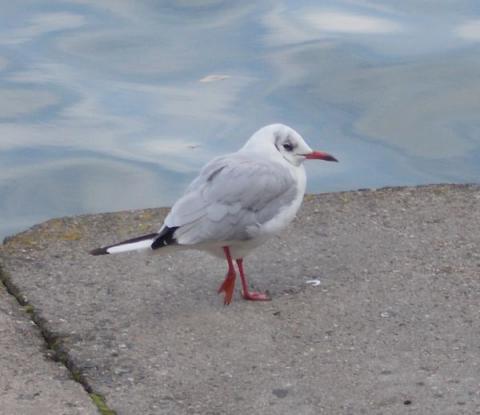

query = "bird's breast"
[{"left": 257, "top": 165, "right": 306, "bottom": 237}]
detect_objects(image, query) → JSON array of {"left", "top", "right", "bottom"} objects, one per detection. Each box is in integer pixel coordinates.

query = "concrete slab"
[
  {"left": 1, "top": 184, "right": 480, "bottom": 414},
  {"left": 0, "top": 284, "right": 97, "bottom": 415}
]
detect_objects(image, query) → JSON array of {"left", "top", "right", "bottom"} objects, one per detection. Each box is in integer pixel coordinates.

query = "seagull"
[{"left": 90, "top": 124, "right": 338, "bottom": 304}]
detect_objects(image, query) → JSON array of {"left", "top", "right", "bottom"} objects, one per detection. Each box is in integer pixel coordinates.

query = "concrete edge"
[
  {"left": 0, "top": 264, "right": 117, "bottom": 415},
  {"left": 3, "top": 183, "right": 479, "bottom": 246}
]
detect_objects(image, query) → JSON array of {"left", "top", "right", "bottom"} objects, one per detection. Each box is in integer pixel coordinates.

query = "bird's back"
[{"left": 163, "top": 152, "right": 299, "bottom": 246}]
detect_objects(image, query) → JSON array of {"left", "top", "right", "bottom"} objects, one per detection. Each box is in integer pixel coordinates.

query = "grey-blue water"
[{"left": 1, "top": 1, "right": 480, "bottom": 240}]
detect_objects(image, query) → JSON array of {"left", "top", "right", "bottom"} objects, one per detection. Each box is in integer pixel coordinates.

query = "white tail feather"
[{"left": 106, "top": 239, "right": 154, "bottom": 254}]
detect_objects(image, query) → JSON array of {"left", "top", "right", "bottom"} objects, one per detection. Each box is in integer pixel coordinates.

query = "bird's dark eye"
[{"left": 283, "top": 143, "right": 294, "bottom": 152}]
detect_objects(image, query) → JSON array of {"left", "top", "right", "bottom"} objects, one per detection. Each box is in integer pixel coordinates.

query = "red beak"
[{"left": 304, "top": 151, "right": 338, "bottom": 162}]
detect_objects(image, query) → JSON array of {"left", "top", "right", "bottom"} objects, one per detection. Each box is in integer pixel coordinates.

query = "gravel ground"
[
  {"left": 0, "top": 281, "right": 97, "bottom": 415},
  {"left": 1, "top": 184, "right": 479, "bottom": 415}
]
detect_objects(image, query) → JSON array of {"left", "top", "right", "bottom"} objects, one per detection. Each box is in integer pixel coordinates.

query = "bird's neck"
[{"left": 294, "top": 164, "right": 307, "bottom": 197}]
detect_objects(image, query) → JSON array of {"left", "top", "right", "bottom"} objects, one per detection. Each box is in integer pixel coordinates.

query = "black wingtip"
[
  {"left": 151, "top": 226, "right": 178, "bottom": 250},
  {"left": 90, "top": 247, "right": 109, "bottom": 256}
]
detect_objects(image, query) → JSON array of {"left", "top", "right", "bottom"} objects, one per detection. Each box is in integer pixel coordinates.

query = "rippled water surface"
[{"left": 1, "top": 1, "right": 480, "bottom": 238}]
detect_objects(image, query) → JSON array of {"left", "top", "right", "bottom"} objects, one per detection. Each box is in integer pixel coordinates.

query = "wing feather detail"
[{"left": 164, "top": 154, "right": 297, "bottom": 245}]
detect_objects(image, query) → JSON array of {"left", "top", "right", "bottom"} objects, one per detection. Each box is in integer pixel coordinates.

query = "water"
[{"left": 1, "top": 1, "right": 480, "bottom": 239}]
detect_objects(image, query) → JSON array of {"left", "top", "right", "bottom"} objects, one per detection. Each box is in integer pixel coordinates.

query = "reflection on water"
[{"left": 1, "top": 1, "right": 480, "bottom": 239}]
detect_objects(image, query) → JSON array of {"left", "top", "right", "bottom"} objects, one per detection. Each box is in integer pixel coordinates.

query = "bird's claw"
[
  {"left": 242, "top": 291, "right": 271, "bottom": 301},
  {"left": 218, "top": 272, "right": 236, "bottom": 305}
]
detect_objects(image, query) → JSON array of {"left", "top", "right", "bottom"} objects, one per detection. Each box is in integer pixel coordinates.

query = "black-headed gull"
[{"left": 90, "top": 124, "right": 338, "bottom": 304}]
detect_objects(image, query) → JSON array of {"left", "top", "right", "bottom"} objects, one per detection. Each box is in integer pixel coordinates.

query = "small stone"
[{"left": 272, "top": 388, "right": 289, "bottom": 398}]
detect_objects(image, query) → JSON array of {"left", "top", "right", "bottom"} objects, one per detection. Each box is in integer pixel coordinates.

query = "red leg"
[
  {"left": 217, "top": 246, "right": 236, "bottom": 305},
  {"left": 236, "top": 258, "right": 270, "bottom": 301}
]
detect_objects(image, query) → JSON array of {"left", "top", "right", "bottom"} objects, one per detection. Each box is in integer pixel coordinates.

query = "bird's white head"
[{"left": 242, "top": 124, "right": 338, "bottom": 167}]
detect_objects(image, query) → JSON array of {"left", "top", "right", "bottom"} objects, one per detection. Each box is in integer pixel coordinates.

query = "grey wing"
[{"left": 163, "top": 154, "right": 297, "bottom": 245}]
